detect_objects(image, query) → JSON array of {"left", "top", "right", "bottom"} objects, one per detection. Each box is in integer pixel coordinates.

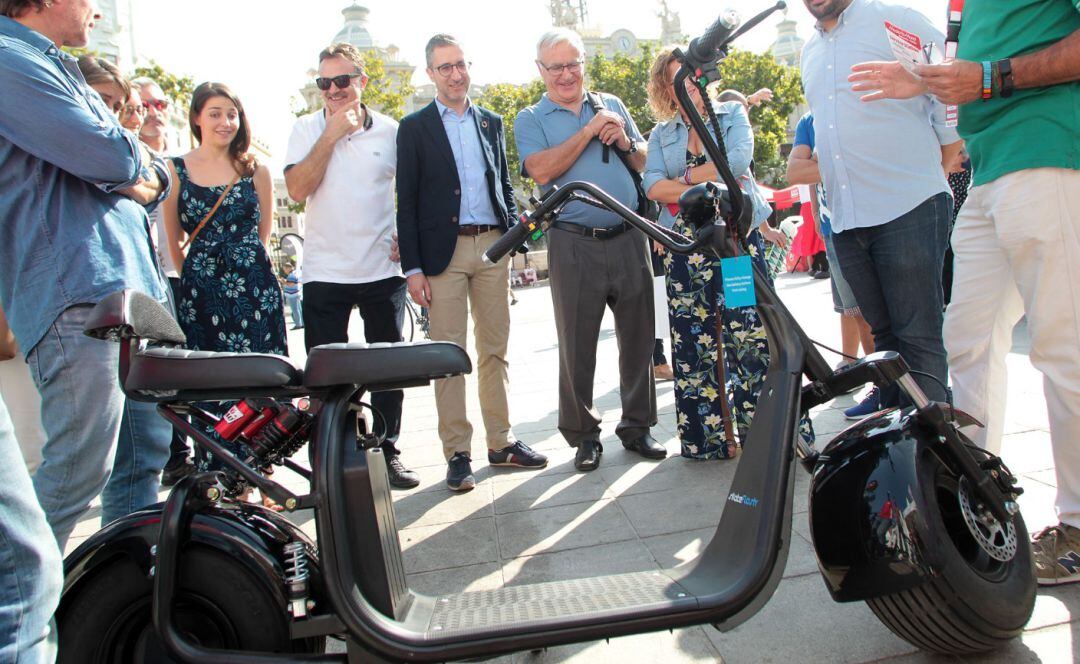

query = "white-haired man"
[{"left": 514, "top": 28, "right": 662, "bottom": 472}]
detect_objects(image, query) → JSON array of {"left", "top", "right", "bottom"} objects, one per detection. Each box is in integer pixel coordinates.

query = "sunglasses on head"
[
  {"left": 315, "top": 73, "right": 364, "bottom": 91},
  {"left": 142, "top": 98, "right": 169, "bottom": 112}
]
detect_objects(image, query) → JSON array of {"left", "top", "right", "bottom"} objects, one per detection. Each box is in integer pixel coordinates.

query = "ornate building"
[
  {"left": 769, "top": 11, "right": 806, "bottom": 67},
  {"left": 571, "top": 0, "right": 683, "bottom": 61},
  {"left": 86, "top": 0, "right": 136, "bottom": 69},
  {"left": 298, "top": 3, "right": 417, "bottom": 114}
]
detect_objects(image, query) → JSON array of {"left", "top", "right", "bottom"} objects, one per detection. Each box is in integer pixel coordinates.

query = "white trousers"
[
  {"left": 944, "top": 167, "right": 1080, "bottom": 528},
  {"left": 0, "top": 353, "right": 45, "bottom": 473}
]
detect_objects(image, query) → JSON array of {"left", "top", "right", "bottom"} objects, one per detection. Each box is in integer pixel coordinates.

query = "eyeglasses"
[
  {"left": 433, "top": 61, "right": 470, "bottom": 77},
  {"left": 537, "top": 60, "right": 583, "bottom": 76},
  {"left": 315, "top": 73, "right": 364, "bottom": 91},
  {"left": 142, "top": 98, "right": 169, "bottom": 112},
  {"left": 121, "top": 104, "right": 147, "bottom": 118}
]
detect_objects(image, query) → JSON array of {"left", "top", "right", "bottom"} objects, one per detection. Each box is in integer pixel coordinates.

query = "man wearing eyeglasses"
[
  {"left": 284, "top": 42, "right": 419, "bottom": 490},
  {"left": 514, "top": 28, "right": 662, "bottom": 472},
  {"left": 396, "top": 34, "right": 548, "bottom": 492}
]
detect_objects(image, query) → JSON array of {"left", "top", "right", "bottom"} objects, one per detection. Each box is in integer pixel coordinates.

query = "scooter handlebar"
[
  {"left": 686, "top": 9, "right": 741, "bottom": 67},
  {"left": 482, "top": 219, "right": 532, "bottom": 265}
]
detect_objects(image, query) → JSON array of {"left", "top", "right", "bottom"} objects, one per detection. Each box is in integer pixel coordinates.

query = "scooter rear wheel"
[
  {"left": 57, "top": 544, "right": 325, "bottom": 662},
  {"left": 866, "top": 450, "right": 1036, "bottom": 654}
]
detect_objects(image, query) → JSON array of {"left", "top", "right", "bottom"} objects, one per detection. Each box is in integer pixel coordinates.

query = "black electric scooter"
[{"left": 57, "top": 4, "right": 1036, "bottom": 662}]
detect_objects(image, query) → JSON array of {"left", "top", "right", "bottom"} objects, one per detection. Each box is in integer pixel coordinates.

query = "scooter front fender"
[
  {"left": 62, "top": 502, "right": 322, "bottom": 611},
  {"left": 808, "top": 408, "right": 942, "bottom": 602}
]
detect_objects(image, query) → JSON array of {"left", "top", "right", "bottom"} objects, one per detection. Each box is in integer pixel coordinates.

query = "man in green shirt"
[{"left": 848, "top": 0, "right": 1080, "bottom": 586}]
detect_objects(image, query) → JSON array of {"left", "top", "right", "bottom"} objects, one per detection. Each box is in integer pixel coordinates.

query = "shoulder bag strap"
[{"left": 180, "top": 173, "right": 241, "bottom": 252}]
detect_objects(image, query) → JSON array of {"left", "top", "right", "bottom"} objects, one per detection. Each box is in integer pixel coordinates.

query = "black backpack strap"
[{"left": 586, "top": 91, "right": 610, "bottom": 164}]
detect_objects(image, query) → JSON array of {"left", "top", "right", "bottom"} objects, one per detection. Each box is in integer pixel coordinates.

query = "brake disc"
[{"left": 957, "top": 477, "right": 1019, "bottom": 562}]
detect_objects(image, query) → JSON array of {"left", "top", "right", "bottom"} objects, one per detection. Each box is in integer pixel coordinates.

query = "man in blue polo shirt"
[{"left": 515, "top": 27, "right": 661, "bottom": 472}]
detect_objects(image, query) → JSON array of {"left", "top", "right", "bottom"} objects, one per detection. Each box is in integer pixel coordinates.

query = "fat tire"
[
  {"left": 866, "top": 449, "right": 1036, "bottom": 654},
  {"left": 57, "top": 544, "right": 324, "bottom": 662}
]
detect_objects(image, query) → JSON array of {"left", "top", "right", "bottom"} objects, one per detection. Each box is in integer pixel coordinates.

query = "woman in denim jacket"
[{"left": 643, "top": 47, "right": 811, "bottom": 459}]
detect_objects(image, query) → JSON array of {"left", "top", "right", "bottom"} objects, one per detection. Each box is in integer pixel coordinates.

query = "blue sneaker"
[
  {"left": 446, "top": 452, "right": 475, "bottom": 492},
  {"left": 844, "top": 387, "right": 882, "bottom": 420},
  {"left": 488, "top": 441, "right": 548, "bottom": 469}
]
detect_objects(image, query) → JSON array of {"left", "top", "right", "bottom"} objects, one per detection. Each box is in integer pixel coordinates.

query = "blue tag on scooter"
[{"left": 721, "top": 256, "right": 756, "bottom": 309}]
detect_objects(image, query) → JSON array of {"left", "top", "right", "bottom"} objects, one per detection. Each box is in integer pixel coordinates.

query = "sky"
[{"left": 131, "top": 0, "right": 947, "bottom": 172}]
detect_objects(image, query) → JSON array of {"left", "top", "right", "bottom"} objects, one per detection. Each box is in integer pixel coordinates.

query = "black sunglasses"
[{"left": 315, "top": 73, "right": 363, "bottom": 91}]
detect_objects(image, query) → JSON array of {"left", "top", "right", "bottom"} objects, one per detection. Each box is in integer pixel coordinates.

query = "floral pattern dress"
[
  {"left": 172, "top": 157, "right": 287, "bottom": 357},
  {"left": 666, "top": 152, "right": 814, "bottom": 459}
]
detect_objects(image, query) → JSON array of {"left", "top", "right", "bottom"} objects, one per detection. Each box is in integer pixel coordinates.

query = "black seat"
[
  {"left": 304, "top": 341, "right": 471, "bottom": 389},
  {"left": 126, "top": 347, "right": 303, "bottom": 393}
]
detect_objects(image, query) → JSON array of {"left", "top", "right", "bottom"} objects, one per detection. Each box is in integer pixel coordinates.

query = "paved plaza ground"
[{"left": 67, "top": 270, "right": 1078, "bottom": 663}]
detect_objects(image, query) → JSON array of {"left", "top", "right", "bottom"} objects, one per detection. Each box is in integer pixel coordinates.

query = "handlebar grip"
[
  {"left": 687, "top": 9, "right": 741, "bottom": 65},
  {"left": 482, "top": 219, "right": 533, "bottom": 265}
]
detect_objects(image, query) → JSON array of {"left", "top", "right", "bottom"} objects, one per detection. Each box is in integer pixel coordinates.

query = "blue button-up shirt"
[
  {"left": 0, "top": 17, "right": 165, "bottom": 352},
  {"left": 435, "top": 98, "right": 500, "bottom": 228},
  {"left": 800, "top": 0, "right": 959, "bottom": 233},
  {"left": 515, "top": 93, "right": 643, "bottom": 229}
]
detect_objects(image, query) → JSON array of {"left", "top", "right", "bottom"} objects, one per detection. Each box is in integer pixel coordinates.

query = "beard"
[{"left": 806, "top": 0, "right": 852, "bottom": 21}]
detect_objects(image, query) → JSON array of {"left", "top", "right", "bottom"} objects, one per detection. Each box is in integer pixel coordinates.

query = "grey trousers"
[{"left": 548, "top": 225, "right": 657, "bottom": 446}]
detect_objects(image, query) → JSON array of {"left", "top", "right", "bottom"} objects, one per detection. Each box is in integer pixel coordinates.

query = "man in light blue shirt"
[
  {"left": 514, "top": 28, "right": 662, "bottom": 472},
  {"left": 0, "top": 0, "right": 169, "bottom": 556},
  {"left": 800, "top": 0, "right": 962, "bottom": 410},
  {"left": 397, "top": 35, "right": 547, "bottom": 492}
]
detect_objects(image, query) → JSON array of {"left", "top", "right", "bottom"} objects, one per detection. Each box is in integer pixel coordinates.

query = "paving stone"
[
  {"left": 617, "top": 487, "right": 726, "bottom": 539},
  {"left": 600, "top": 455, "right": 737, "bottom": 498},
  {"left": 512, "top": 626, "right": 723, "bottom": 663},
  {"left": 502, "top": 540, "right": 659, "bottom": 587},
  {"left": 391, "top": 481, "right": 493, "bottom": 529},
  {"left": 400, "top": 517, "right": 499, "bottom": 574},
  {"left": 496, "top": 498, "right": 637, "bottom": 559},
  {"left": 408, "top": 562, "right": 503, "bottom": 597},
  {"left": 492, "top": 471, "right": 611, "bottom": 515}
]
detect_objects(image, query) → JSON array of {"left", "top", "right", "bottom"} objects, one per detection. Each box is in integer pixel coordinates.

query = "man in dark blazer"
[{"left": 396, "top": 34, "right": 547, "bottom": 492}]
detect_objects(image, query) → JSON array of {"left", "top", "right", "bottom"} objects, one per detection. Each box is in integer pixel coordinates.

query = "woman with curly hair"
[{"left": 642, "top": 47, "right": 812, "bottom": 460}]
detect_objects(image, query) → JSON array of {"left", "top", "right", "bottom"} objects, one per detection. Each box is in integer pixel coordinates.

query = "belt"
[
  {"left": 458, "top": 224, "right": 500, "bottom": 236},
  {"left": 552, "top": 221, "right": 631, "bottom": 240}
]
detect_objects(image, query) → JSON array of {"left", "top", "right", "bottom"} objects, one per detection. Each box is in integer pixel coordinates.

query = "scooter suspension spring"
[{"left": 283, "top": 541, "right": 310, "bottom": 617}]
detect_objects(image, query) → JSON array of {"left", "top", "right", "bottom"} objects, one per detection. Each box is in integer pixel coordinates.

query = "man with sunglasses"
[
  {"left": 396, "top": 34, "right": 547, "bottom": 492},
  {"left": 514, "top": 28, "right": 662, "bottom": 472},
  {"left": 285, "top": 42, "right": 419, "bottom": 489}
]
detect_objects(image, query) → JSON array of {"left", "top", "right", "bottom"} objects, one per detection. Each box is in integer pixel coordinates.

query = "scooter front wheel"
[
  {"left": 57, "top": 544, "right": 325, "bottom": 662},
  {"left": 866, "top": 448, "right": 1036, "bottom": 654}
]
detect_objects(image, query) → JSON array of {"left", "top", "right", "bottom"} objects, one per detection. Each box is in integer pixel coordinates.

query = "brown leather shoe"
[{"left": 653, "top": 363, "right": 675, "bottom": 382}]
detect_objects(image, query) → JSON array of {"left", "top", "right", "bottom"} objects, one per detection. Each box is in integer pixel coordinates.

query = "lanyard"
[{"left": 945, "top": 0, "right": 964, "bottom": 59}]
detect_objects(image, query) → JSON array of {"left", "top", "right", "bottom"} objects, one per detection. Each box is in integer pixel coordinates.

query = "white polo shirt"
[{"left": 284, "top": 106, "right": 401, "bottom": 285}]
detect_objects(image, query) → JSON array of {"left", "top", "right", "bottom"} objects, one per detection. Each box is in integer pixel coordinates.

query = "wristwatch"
[
  {"left": 627, "top": 140, "right": 638, "bottom": 154},
  {"left": 997, "top": 58, "right": 1015, "bottom": 98}
]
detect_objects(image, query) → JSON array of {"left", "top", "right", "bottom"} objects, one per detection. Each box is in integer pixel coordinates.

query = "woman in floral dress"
[
  {"left": 643, "top": 48, "right": 813, "bottom": 459},
  {"left": 162, "top": 82, "right": 286, "bottom": 358}
]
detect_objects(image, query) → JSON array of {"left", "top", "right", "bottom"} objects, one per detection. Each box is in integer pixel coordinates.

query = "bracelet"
[
  {"left": 683, "top": 166, "right": 693, "bottom": 185},
  {"left": 981, "top": 60, "right": 993, "bottom": 100}
]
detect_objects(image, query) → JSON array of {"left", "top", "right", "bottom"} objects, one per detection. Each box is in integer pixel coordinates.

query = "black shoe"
[
  {"left": 488, "top": 441, "right": 548, "bottom": 469},
  {"left": 574, "top": 440, "right": 603, "bottom": 471},
  {"left": 622, "top": 434, "right": 667, "bottom": 460},
  {"left": 160, "top": 458, "right": 195, "bottom": 487},
  {"left": 386, "top": 455, "right": 420, "bottom": 489},
  {"left": 446, "top": 452, "right": 475, "bottom": 491}
]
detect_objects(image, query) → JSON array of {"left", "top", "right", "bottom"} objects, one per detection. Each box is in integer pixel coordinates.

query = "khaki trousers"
[
  {"left": 428, "top": 230, "right": 513, "bottom": 459},
  {"left": 944, "top": 167, "right": 1080, "bottom": 528}
]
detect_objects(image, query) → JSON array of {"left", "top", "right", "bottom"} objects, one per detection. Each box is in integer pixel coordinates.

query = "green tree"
[
  {"left": 132, "top": 60, "right": 196, "bottom": 110},
  {"left": 585, "top": 46, "right": 656, "bottom": 135},
  {"left": 716, "top": 49, "right": 804, "bottom": 186},
  {"left": 475, "top": 79, "right": 545, "bottom": 191},
  {"left": 360, "top": 51, "right": 414, "bottom": 121}
]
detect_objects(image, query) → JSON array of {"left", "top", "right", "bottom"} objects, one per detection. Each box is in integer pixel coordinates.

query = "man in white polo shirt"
[{"left": 285, "top": 42, "right": 418, "bottom": 489}]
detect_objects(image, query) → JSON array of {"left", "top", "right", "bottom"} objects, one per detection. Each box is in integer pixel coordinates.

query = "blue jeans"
[
  {"left": 831, "top": 193, "right": 951, "bottom": 406},
  {"left": 0, "top": 396, "right": 63, "bottom": 663},
  {"left": 27, "top": 305, "right": 125, "bottom": 549},
  {"left": 100, "top": 398, "right": 171, "bottom": 526},
  {"left": 285, "top": 294, "right": 303, "bottom": 328}
]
